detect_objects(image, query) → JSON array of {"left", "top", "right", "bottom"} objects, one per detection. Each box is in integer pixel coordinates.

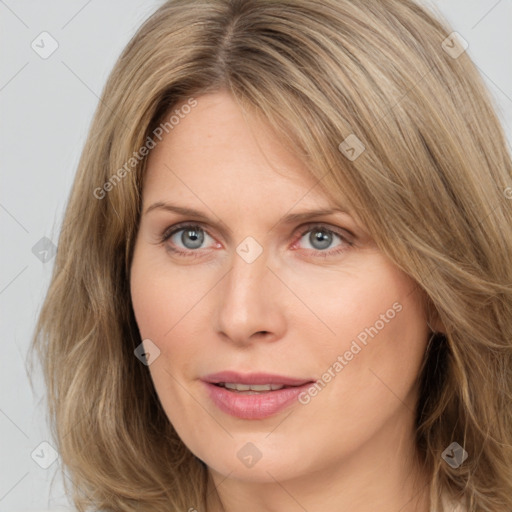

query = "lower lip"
[{"left": 203, "top": 382, "right": 313, "bottom": 419}]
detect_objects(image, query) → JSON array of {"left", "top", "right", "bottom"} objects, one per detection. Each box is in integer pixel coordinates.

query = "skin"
[{"left": 130, "top": 90, "right": 443, "bottom": 512}]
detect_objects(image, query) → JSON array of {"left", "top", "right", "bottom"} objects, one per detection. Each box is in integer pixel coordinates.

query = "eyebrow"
[{"left": 144, "top": 201, "right": 351, "bottom": 225}]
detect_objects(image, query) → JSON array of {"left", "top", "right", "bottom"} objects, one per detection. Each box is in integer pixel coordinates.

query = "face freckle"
[{"left": 129, "top": 89, "right": 430, "bottom": 494}]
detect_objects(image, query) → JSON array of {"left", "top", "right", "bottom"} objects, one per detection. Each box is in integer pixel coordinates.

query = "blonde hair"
[{"left": 30, "top": 0, "right": 512, "bottom": 510}]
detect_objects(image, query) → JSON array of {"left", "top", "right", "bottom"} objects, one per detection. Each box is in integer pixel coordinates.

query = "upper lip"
[{"left": 201, "top": 371, "right": 314, "bottom": 387}]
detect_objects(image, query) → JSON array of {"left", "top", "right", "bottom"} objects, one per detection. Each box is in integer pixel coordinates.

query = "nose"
[{"left": 214, "top": 244, "right": 287, "bottom": 346}]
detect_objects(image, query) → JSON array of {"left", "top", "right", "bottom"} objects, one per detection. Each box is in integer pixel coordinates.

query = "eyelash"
[{"left": 158, "top": 222, "right": 354, "bottom": 259}]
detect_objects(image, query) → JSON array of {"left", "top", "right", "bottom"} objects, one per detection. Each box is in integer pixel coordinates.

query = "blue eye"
[
  {"left": 295, "top": 225, "right": 352, "bottom": 257},
  {"left": 159, "top": 223, "right": 353, "bottom": 259},
  {"left": 161, "top": 224, "right": 213, "bottom": 256},
  {"left": 299, "top": 226, "right": 340, "bottom": 251}
]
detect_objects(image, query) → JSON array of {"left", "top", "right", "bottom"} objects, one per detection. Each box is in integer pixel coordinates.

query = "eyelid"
[
  {"left": 160, "top": 221, "right": 353, "bottom": 242},
  {"left": 297, "top": 222, "right": 355, "bottom": 242},
  {"left": 160, "top": 220, "right": 228, "bottom": 246},
  {"left": 160, "top": 221, "right": 208, "bottom": 240}
]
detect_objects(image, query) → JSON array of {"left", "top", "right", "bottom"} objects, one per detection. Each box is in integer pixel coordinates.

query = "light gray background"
[{"left": 1, "top": 1, "right": 511, "bottom": 511}]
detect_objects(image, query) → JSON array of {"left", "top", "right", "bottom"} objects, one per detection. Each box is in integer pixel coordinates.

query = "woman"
[{"left": 31, "top": 0, "right": 512, "bottom": 511}]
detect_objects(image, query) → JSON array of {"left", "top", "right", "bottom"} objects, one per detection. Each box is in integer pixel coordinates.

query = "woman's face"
[{"left": 130, "top": 90, "right": 430, "bottom": 485}]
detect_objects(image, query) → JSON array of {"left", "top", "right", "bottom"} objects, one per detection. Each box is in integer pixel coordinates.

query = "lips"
[
  {"left": 218, "top": 383, "right": 286, "bottom": 392},
  {"left": 201, "top": 371, "right": 316, "bottom": 419},
  {"left": 202, "top": 371, "right": 313, "bottom": 387}
]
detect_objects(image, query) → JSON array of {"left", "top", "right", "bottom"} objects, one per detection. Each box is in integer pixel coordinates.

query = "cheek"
[
  {"left": 129, "top": 244, "right": 212, "bottom": 375},
  {"left": 130, "top": 262, "right": 167, "bottom": 342},
  {"left": 304, "top": 259, "right": 423, "bottom": 352},
  {"left": 130, "top": 244, "right": 193, "bottom": 341},
  {"left": 307, "top": 259, "right": 428, "bottom": 401},
  {"left": 129, "top": 247, "right": 198, "bottom": 407}
]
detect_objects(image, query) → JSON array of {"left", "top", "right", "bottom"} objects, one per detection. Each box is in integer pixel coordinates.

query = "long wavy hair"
[{"left": 29, "top": 0, "right": 512, "bottom": 510}]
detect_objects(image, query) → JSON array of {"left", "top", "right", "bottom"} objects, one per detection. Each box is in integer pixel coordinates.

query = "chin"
[{"left": 199, "top": 440, "right": 316, "bottom": 483}]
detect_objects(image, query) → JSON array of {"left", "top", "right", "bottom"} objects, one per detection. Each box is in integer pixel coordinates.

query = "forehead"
[{"left": 142, "top": 91, "right": 348, "bottom": 213}]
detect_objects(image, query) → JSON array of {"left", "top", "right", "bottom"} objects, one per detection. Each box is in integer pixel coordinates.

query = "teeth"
[{"left": 221, "top": 383, "right": 285, "bottom": 392}]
